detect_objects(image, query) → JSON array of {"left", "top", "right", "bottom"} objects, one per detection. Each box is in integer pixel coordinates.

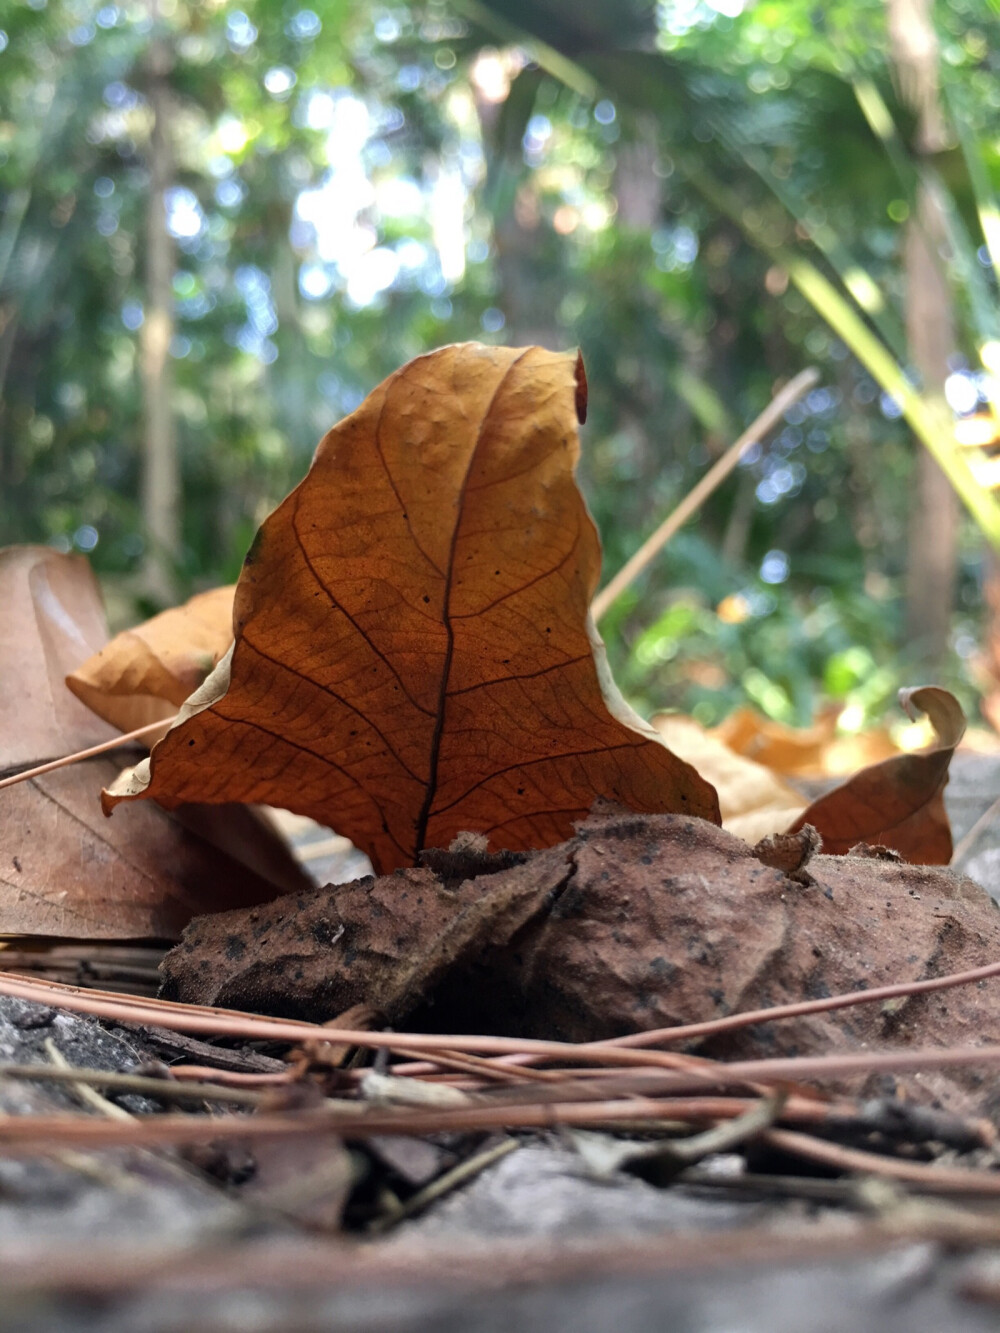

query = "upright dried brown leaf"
[{"left": 104, "top": 344, "right": 719, "bottom": 871}]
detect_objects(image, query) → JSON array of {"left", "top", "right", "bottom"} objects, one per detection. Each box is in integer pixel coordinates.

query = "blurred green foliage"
[{"left": 0, "top": 0, "right": 997, "bottom": 730}]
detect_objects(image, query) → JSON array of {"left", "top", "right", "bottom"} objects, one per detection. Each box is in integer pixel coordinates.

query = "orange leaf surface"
[
  {"left": 66, "top": 585, "right": 236, "bottom": 736},
  {"left": 713, "top": 705, "right": 899, "bottom": 779},
  {"left": 104, "top": 344, "right": 720, "bottom": 871},
  {"left": 788, "top": 686, "right": 965, "bottom": 863}
]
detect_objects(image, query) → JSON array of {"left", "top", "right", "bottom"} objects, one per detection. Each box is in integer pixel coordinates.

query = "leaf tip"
[{"left": 574, "top": 349, "right": 588, "bottom": 425}]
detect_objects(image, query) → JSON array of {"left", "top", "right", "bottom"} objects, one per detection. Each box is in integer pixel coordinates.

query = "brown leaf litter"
[
  {"left": 0, "top": 546, "right": 308, "bottom": 939},
  {"left": 162, "top": 803, "right": 1000, "bottom": 1113}
]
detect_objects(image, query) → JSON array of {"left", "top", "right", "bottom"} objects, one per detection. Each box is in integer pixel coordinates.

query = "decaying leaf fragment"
[
  {"left": 104, "top": 344, "right": 720, "bottom": 872},
  {"left": 0, "top": 546, "right": 308, "bottom": 939},
  {"left": 66, "top": 585, "right": 236, "bottom": 735},
  {"left": 162, "top": 804, "right": 1000, "bottom": 1113}
]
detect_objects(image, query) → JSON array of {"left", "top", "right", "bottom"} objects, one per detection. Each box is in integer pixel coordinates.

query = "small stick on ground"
[
  {"left": 367, "top": 1138, "right": 520, "bottom": 1234},
  {"left": 592, "top": 366, "right": 820, "bottom": 621}
]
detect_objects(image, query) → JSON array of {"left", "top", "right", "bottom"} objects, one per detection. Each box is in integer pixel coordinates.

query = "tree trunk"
[
  {"left": 888, "top": 0, "right": 959, "bottom": 666},
  {"left": 139, "top": 29, "right": 180, "bottom": 604}
]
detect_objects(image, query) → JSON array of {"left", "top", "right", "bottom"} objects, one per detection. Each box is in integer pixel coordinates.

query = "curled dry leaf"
[
  {"left": 790, "top": 686, "right": 965, "bottom": 864},
  {"left": 66, "top": 585, "right": 236, "bottom": 737},
  {"left": 0, "top": 546, "right": 119, "bottom": 769},
  {"left": 657, "top": 689, "right": 965, "bottom": 866},
  {"left": 105, "top": 344, "right": 719, "bottom": 872},
  {"left": 751, "top": 824, "right": 821, "bottom": 880},
  {"left": 0, "top": 546, "right": 308, "bottom": 939}
]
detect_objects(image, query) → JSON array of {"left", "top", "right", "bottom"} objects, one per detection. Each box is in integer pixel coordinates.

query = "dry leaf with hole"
[
  {"left": 0, "top": 546, "right": 308, "bottom": 939},
  {"left": 104, "top": 344, "right": 720, "bottom": 871},
  {"left": 66, "top": 585, "right": 236, "bottom": 737},
  {"left": 789, "top": 686, "right": 964, "bottom": 864}
]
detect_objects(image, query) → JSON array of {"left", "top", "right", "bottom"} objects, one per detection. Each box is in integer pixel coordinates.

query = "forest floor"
[{"left": 3, "top": 756, "right": 1000, "bottom": 1333}]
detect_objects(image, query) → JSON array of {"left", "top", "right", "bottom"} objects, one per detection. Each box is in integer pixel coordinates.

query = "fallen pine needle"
[
  {"left": 43, "top": 1038, "right": 132, "bottom": 1123},
  {"left": 0, "top": 972, "right": 711, "bottom": 1074},
  {"left": 0, "top": 717, "right": 173, "bottom": 790},
  {"left": 596, "top": 957, "right": 1000, "bottom": 1050},
  {"left": 0, "top": 1095, "right": 839, "bottom": 1155},
  {"left": 0, "top": 1061, "right": 267, "bottom": 1108},
  {"left": 367, "top": 1137, "right": 520, "bottom": 1234},
  {"left": 763, "top": 1127, "right": 1000, "bottom": 1196}
]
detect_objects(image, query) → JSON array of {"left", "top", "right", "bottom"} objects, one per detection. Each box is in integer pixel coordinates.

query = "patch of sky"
[
  {"left": 121, "top": 300, "right": 143, "bottom": 331},
  {"left": 286, "top": 9, "right": 321, "bottom": 40},
  {"left": 103, "top": 81, "right": 141, "bottom": 110},
  {"left": 264, "top": 66, "right": 297, "bottom": 99},
  {"left": 165, "top": 187, "right": 205, "bottom": 241},
  {"left": 73, "top": 525, "right": 99, "bottom": 552},
  {"left": 396, "top": 239, "right": 429, "bottom": 271},
  {"left": 299, "top": 263, "right": 335, "bottom": 300},
  {"left": 216, "top": 178, "right": 245, "bottom": 210},
  {"left": 345, "top": 247, "right": 400, "bottom": 307},
  {"left": 375, "top": 12, "right": 402, "bottom": 42},
  {"left": 760, "top": 549, "right": 789, "bottom": 584},
  {"left": 879, "top": 392, "right": 903, "bottom": 420},
  {"left": 226, "top": 11, "right": 258, "bottom": 51},
  {"left": 523, "top": 113, "right": 552, "bottom": 158},
  {"left": 397, "top": 65, "right": 422, "bottom": 92},
  {"left": 944, "top": 369, "right": 980, "bottom": 415}
]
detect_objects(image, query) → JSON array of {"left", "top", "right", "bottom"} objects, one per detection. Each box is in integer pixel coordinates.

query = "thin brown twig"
[
  {"left": 389, "top": 1045, "right": 562, "bottom": 1084},
  {"left": 595, "top": 957, "right": 1000, "bottom": 1051},
  {"left": 763, "top": 1126, "right": 1000, "bottom": 1195},
  {"left": 0, "top": 1061, "right": 266, "bottom": 1108},
  {"left": 591, "top": 366, "right": 820, "bottom": 621},
  {"left": 165, "top": 1065, "right": 298, "bottom": 1088},
  {"left": 0, "top": 1094, "right": 838, "bottom": 1155},
  {"left": 0, "top": 972, "right": 711, "bottom": 1073},
  {"left": 0, "top": 717, "right": 173, "bottom": 791}
]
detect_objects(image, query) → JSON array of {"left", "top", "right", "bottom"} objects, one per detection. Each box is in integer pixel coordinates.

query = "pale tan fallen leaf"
[
  {"left": 0, "top": 547, "right": 309, "bottom": 939},
  {"left": 66, "top": 585, "right": 236, "bottom": 738},
  {"left": 652, "top": 713, "right": 807, "bottom": 844}
]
